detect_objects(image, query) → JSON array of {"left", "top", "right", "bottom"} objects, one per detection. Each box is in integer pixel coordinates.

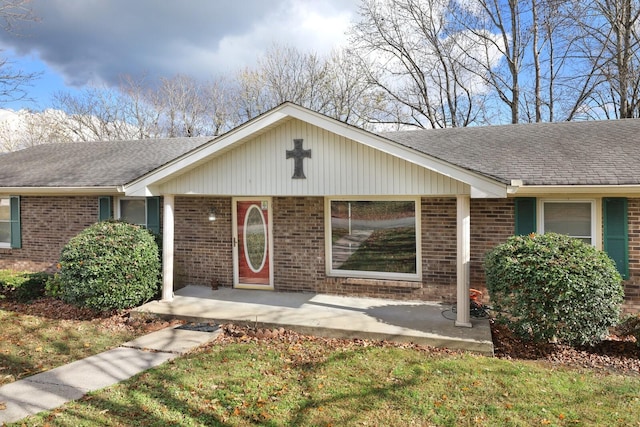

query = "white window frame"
[
  {"left": 116, "top": 197, "right": 147, "bottom": 227},
  {"left": 324, "top": 196, "right": 422, "bottom": 281},
  {"left": 539, "top": 199, "right": 598, "bottom": 247},
  {"left": 0, "top": 196, "right": 10, "bottom": 249}
]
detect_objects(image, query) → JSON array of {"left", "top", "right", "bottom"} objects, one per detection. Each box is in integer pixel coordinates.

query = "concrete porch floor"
[{"left": 133, "top": 286, "right": 494, "bottom": 355}]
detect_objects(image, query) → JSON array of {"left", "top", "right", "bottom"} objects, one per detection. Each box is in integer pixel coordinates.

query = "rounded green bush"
[
  {"left": 58, "top": 220, "right": 161, "bottom": 311},
  {"left": 484, "top": 233, "right": 624, "bottom": 346}
]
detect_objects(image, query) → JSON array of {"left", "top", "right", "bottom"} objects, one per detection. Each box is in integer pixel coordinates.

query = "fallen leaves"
[{"left": 491, "top": 322, "right": 640, "bottom": 375}]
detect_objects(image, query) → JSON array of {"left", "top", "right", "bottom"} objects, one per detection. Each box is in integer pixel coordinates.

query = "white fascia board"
[
  {"left": 126, "top": 185, "right": 158, "bottom": 197},
  {"left": 511, "top": 185, "right": 640, "bottom": 196},
  {"left": 0, "top": 186, "right": 122, "bottom": 195},
  {"left": 125, "top": 102, "right": 507, "bottom": 198}
]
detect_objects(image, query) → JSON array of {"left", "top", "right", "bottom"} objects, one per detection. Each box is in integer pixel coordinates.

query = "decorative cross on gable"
[{"left": 286, "top": 138, "right": 312, "bottom": 179}]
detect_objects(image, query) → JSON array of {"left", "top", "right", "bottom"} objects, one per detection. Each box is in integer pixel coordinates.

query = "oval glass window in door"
[{"left": 243, "top": 205, "right": 267, "bottom": 273}]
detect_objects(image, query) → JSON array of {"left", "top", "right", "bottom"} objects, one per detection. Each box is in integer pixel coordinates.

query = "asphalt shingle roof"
[
  {"left": 2, "top": 117, "right": 640, "bottom": 189},
  {"left": 382, "top": 118, "right": 640, "bottom": 186},
  {"left": 0, "top": 136, "right": 212, "bottom": 187}
]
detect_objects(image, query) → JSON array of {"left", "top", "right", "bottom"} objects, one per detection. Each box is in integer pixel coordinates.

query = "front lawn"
[
  {"left": 0, "top": 298, "right": 174, "bottom": 386},
  {"left": 14, "top": 329, "right": 640, "bottom": 426},
  {"left": 1, "top": 265, "right": 639, "bottom": 426}
]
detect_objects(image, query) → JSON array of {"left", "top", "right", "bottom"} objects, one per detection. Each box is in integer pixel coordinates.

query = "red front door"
[{"left": 234, "top": 199, "right": 272, "bottom": 288}]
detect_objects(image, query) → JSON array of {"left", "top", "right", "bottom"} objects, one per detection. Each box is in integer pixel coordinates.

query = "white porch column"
[
  {"left": 455, "top": 194, "right": 472, "bottom": 327},
  {"left": 162, "top": 194, "right": 175, "bottom": 301}
]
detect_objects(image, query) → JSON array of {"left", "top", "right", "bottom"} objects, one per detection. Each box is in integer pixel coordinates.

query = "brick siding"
[
  {"left": 173, "top": 197, "right": 233, "bottom": 289},
  {"left": 272, "top": 197, "right": 325, "bottom": 292},
  {"left": 0, "top": 196, "right": 100, "bottom": 271},
  {"left": 470, "top": 198, "right": 515, "bottom": 301},
  {"left": 624, "top": 198, "right": 640, "bottom": 312},
  {"left": 419, "top": 197, "right": 457, "bottom": 301}
]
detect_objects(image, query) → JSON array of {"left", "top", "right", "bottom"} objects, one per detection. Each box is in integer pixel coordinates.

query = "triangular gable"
[
  {"left": 159, "top": 118, "right": 468, "bottom": 196},
  {"left": 125, "top": 103, "right": 506, "bottom": 198}
]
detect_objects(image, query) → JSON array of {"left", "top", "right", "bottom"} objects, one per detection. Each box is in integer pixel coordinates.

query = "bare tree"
[
  {"left": 234, "top": 66, "right": 270, "bottom": 123},
  {"left": 0, "top": 108, "right": 77, "bottom": 152},
  {"left": 0, "top": 0, "right": 39, "bottom": 104},
  {"left": 522, "top": 0, "right": 589, "bottom": 122},
  {"left": 348, "top": 0, "right": 487, "bottom": 128},
  {"left": 118, "top": 74, "right": 163, "bottom": 139},
  {"left": 51, "top": 87, "right": 139, "bottom": 141},
  {"left": 234, "top": 44, "right": 329, "bottom": 121},
  {"left": 154, "top": 74, "right": 207, "bottom": 137},
  {"left": 0, "top": 0, "right": 36, "bottom": 32},
  {"left": 150, "top": 73, "right": 237, "bottom": 137},
  {"left": 447, "top": 0, "right": 533, "bottom": 124},
  {"left": 200, "top": 76, "right": 237, "bottom": 136},
  {"left": 321, "top": 48, "right": 389, "bottom": 129},
  {"left": 571, "top": 0, "right": 640, "bottom": 119},
  {"left": 233, "top": 44, "right": 382, "bottom": 128}
]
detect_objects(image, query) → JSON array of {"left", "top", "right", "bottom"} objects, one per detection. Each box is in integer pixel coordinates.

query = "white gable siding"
[{"left": 159, "top": 119, "right": 469, "bottom": 196}]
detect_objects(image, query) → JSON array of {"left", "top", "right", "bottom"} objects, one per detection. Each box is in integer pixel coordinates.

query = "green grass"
[
  {"left": 0, "top": 307, "right": 148, "bottom": 386},
  {"left": 0, "top": 266, "right": 161, "bottom": 387},
  {"left": 14, "top": 336, "right": 640, "bottom": 426}
]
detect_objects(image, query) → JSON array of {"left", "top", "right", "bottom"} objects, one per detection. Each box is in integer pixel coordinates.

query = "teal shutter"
[
  {"left": 146, "top": 196, "right": 161, "bottom": 235},
  {"left": 9, "top": 196, "right": 21, "bottom": 249},
  {"left": 514, "top": 198, "right": 536, "bottom": 236},
  {"left": 98, "top": 196, "right": 112, "bottom": 221},
  {"left": 603, "top": 197, "right": 629, "bottom": 279}
]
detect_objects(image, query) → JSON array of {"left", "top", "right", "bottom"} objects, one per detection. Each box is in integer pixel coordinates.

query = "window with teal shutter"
[
  {"left": 98, "top": 196, "right": 112, "bottom": 221},
  {"left": 514, "top": 197, "right": 536, "bottom": 235},
  {"left": 603, "top": 198, "right": 629, "bottom": 279},
  {"left": 146, "top": 196, "right": 160, "bottom": 235},
  {"left": 10, "top": 196, "right": 21, "bottom": 249}
]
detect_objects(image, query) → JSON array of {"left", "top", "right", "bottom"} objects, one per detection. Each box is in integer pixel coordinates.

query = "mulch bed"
[{"left": 491, "top": 321, "right": 640, "bottom": 375}]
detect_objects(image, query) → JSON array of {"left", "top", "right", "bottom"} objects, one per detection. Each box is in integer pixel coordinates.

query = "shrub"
[
  {"left": 484, "top": 233, "right": 624, "bottom": 346},
  {"left": 614, "top": 315, "right": 640, "bottom": 347},
  {"left": 44, "top": 273, "right": 64, "bottom": 298},
  {"left": 58, "top": 220, "right": 161, "bottom": 311},
  {"left": 0, "top": 270, "right": 50, "bottom": 302}
]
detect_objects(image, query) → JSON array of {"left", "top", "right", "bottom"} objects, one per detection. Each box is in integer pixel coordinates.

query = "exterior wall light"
[{"left": 208, "top": 207, "right": 217, "bottom": 222}]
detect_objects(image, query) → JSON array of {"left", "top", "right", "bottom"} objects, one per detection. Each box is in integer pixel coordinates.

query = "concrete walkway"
[
  {"left": 135, "top": 286, "right": 493, "bottom": 355},
  {"left": 0, "top": 326, "right": 219, "bottom": 424}
]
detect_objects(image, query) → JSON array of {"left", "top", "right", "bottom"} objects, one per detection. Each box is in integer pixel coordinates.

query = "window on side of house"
[
  {"left": 118, "top": 198, "right": 147, "bottom": 227},
  {"left": 540, "top": 200, "right": 595, "bottom": 245},
  {"left": 0, "top": 197, "right": 10, "bottom": 247},
  {"left": 327, "top": 198, "right": 420, "bottom": 280}
]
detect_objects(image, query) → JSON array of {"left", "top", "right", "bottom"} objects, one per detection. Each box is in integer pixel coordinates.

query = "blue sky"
[
  {"left": 0, "top": 0, "right": 359, "bottom": 111},
  {"left": 3, "top": 50, "right": 76, "bottom": 108}
]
